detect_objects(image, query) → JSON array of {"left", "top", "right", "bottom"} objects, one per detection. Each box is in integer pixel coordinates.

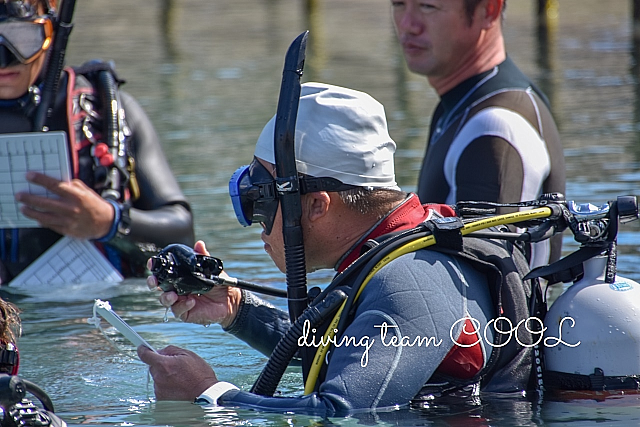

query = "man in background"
[{"left": 391, "top": 0, "right": 565, "bottom": 265}]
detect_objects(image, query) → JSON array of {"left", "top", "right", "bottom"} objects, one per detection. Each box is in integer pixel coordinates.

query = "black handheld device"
[{"left": 149, "top": 244, "right": 224, "bottom": 296}]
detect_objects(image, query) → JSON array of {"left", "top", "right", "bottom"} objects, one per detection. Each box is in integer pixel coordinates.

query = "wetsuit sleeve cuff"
[
  {"left": 194, "top": 382, "right": 239, "bottom": 405},
  {"left": 95, "top": 199, "right": 122, "bottom": 243},
  {"left": 222, "top": 289, "right": 248, "bottom": 334}
]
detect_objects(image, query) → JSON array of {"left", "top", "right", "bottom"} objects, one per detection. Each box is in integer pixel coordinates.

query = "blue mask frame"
[
  {"left": 229, "top": 158, "right": 280, "bottom": 235},
  {"left": 229, "top": 157, "right": 357, "bottom": 236}
]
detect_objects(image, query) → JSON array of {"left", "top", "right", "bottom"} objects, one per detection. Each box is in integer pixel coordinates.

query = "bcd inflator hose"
[{"left": 250, "top": 289, "right": 347, "bottom": 397}]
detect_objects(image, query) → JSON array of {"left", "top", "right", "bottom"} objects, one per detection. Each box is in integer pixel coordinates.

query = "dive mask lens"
[
  {"left": 2, "top": 0, "right": 38, "bottom": 19},
  {"left": 229, "top": 158, "right": 279, "bottom": 235},
  {"left": 0, "top": 18, "right": 52, "bottom": 65}
]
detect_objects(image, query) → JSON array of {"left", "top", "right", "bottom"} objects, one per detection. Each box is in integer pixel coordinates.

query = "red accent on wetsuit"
[
  {"left": 336, "top": 193, "right": 456, "bottom": 272},
  {"left": 436, "top": 317, "right": 484, "bottom": 378},
  {"left": 337, "top": 193, "right": 483, "bottom": 378}
]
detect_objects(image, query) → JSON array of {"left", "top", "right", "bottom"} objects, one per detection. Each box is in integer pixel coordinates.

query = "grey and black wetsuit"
[
  {"left": 417, "top": 57, "right": 565, "bottom": 266},
  {"left": 199, "top": 195, "right": 537, "bottom": 416}
]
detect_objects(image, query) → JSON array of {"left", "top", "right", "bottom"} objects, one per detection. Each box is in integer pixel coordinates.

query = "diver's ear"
[
  {"left": 479, "top": 0, "right": 504, "bottom": 29},
  {"left": 304, "top": 191, "right": 331, "bottom": 222}
]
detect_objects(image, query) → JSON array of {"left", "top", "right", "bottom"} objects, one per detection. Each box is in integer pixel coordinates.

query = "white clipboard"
[{"left": 0, "top": 132, "right": 72, "bottom": 228}]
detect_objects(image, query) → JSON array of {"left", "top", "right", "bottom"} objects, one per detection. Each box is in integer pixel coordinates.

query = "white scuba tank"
[{"left": 543, "top": 256, "right": 640, "bottom": 376}]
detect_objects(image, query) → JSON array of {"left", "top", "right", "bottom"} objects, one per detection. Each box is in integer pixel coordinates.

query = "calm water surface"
[{"left": 4, "top": 0, "right": 640, "bottom": 425}]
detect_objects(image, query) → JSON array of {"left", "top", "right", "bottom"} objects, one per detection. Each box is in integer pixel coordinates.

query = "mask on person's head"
[
  {"left": 229, "top": 156, "right": 356, "bottom": 235},
  {"left": 0, "top": 0, "right": 53, "bottom": 67}
]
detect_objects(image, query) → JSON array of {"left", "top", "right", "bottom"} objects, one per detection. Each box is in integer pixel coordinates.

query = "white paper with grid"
[
  {"left": 0, "top": 132, "right": 71, "bottom": 228},
  {"left": 9, "top": 236, "right": 123, "bottom": 288}
]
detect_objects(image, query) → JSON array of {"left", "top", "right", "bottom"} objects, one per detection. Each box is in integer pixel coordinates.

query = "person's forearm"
[
  {"left": 126, "top": 203, "right": 195, "bottom": 247},
  {"left": 223, "top": 290, "right": 291, "bottom": 357}
]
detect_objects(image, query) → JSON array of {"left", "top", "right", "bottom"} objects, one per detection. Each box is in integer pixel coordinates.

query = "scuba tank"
[
  {"left": 543, "top": 255, "right": 640, "bottom": 387},
  {"left": 533, "top": 197, "right": 640, "bottom": 390}
]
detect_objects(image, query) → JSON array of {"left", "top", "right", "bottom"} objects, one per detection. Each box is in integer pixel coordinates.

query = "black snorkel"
[
  {"left": 273, "top": 31, "right": 309, "bottom": 323},
  {"left": 251, "top": 40, "right": 357, "bottom": 390},
  {"left": 32, "top": 0, "right": 76, "bottom": 131}
]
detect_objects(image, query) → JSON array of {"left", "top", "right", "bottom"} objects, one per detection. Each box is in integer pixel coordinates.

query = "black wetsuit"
[
  {"left": 417, "top": 57, "right": 565, "bottom": 266},
  {"left": 0, "top": 69, "right": 194, "bottom": 281}
]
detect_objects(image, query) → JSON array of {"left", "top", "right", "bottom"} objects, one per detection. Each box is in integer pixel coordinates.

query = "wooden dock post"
[
  {"left": 634, "top": 0, "right": 640, "bottom": 37},
  {"left": 537, "top": 0, "right": 558, "bottom": 29},
  {"left": 302, "top": 0, "right": 326, "bottom": 80},
  {"left": 535, "top": 0, "right": 559, "bottom": 110},
  {"left": 633, "top": 0, "right": 640, "bottom": 77}
]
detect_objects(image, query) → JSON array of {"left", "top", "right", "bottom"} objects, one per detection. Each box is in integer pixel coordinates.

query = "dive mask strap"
[{"left": 300, "top": 176, "right": 357, "bottom": 194}]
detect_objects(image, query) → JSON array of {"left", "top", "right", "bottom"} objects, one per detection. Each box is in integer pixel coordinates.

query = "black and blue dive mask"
[
  {"left": 230, "top": 158, "right": 280, "bottom": 235},
  {"left": 229, "top": 157, "right": 357, "bottom": 235},
  {"left": 0, "top": 1, "right": 53, "bottom": 67}
]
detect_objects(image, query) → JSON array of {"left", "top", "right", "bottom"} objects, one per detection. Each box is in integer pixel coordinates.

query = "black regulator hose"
[
  {"left": 250, "top": 289, "right": 347, "bottom": 397},
  {"left": 273, "top": 31, "right": 309, "bottom": 324},
  {"left": 22, "top": 379, "right": 55, "bottom": 412},
  {"left": 0, "top": 375, "right": 55, "bottom": 412},
  {"left": 249, "top": 224, "right": 437, "bottom": 395},
  {"left": 96, "top": 69, "right": 123, "bottom": 201},
  {"left": 309, "top": 224, "right": 432, "bottom": 307}
]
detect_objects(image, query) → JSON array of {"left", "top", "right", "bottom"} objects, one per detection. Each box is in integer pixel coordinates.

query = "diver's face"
[
  {"left": 0, "top": 57, "right": 45, "bottom": 99},
  {"left": 260, "top": 203, "right": 287, "bottom": 273},
  {"left": 254, "top": 158, "right": 286, "bottom": 273},
  {"left": 0, "top": 0, "right": 49, "bottom": 99}
]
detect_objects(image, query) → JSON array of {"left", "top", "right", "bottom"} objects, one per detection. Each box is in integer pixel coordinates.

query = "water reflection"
[{"left": 10, "top": 0, "right": 640, "bottom": 426}]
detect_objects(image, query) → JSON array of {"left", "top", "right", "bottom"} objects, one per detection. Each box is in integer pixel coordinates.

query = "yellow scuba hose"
[{"left": 303, "top": 207, "right": 553, "bottom": 394}]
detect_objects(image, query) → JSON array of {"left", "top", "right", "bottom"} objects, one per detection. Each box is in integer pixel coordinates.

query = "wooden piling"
[
  {"left": 535, "top": 0, "right": 559, "bottom": 111},
  {"left": 302, "top": 0, "right": 326, "bottom": 81},
  {"left": 537, "top": 0, "right": 559, "bottom": 29},
  {"left": 634, "top": 0, "right": 640, "bottom": 40}
]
